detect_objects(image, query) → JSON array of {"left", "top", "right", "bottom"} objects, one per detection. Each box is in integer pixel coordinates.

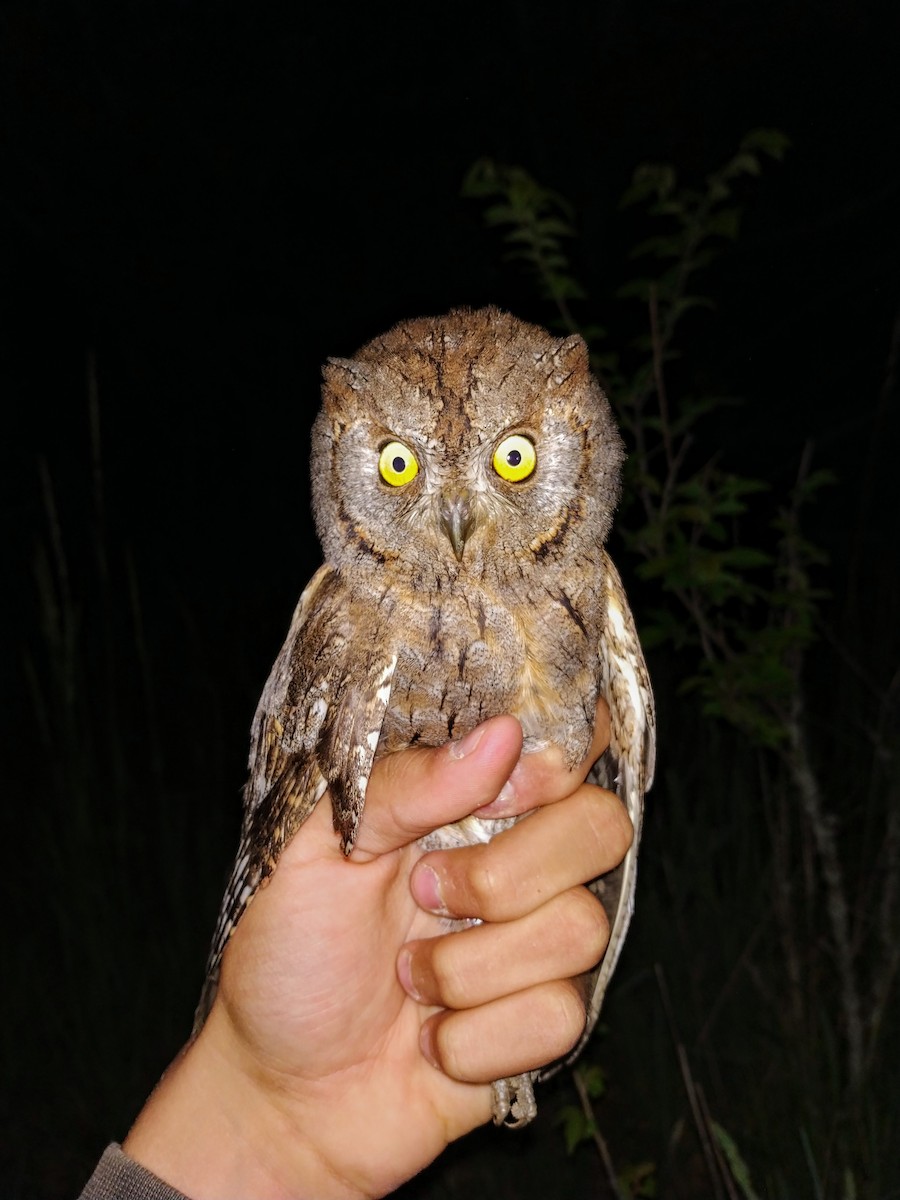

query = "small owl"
[{"left": 193, "top": 306, "right": 655, "bottom": 1128}]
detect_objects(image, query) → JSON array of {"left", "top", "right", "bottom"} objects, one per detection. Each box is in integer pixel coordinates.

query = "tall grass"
[{"left": 3, "top": 362, "right": 239, "bottom": 1198}]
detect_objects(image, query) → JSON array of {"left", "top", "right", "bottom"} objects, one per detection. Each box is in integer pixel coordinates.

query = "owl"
[{"left": 192, "top": 306, "right": 655, "bottom": 1128}]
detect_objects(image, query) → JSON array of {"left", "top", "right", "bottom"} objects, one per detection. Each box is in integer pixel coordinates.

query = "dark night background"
[{"left": 2, "top": 1, "right": 899, "bottom": 1197}]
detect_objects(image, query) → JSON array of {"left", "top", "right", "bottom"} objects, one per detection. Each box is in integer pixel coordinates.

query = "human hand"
[{"left": 123, "top": 702, "right": 632, "bottom": 1199}]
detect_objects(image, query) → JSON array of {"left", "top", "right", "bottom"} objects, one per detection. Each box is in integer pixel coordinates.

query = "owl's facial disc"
[{"left": 439, "top": 488, "right": 476, "bottom": 561}]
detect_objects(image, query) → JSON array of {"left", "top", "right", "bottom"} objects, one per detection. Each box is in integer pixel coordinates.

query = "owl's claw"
[{"left": 491, "top": 1073, "right": 538, "bottom": 1128}]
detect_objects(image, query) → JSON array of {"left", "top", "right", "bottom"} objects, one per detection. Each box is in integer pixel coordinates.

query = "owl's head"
[{"left": 311, "top": 307, "right": 624, "bottom": 585}]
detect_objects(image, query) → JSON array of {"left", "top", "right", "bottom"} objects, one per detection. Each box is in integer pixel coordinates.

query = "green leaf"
[
  {"left": 711, "top": 1121, "right": 761, "bottom": 1200},
  {"left": 578, "top": 1062, "right": 607, "bottom": 1099},
  {"left": 741, "top": 127, "right": 792, "bottom": 160},
  {"left": 630, "top": 234, "right": 688, "bottom": 261},
  {"left": 554, "top": 1104, "right": 595, "bottom": 1155},
  {"left": 721, "top": 547, "right": 774, "bottom": 569},
  {"left": 619, "top": 1160, "right": 658, "bottom": 1198},
  {"left": 669, "top": 295, "right": 716, "bottom": 323},
  {"left": 615, "top": 279, "right": 654, "bottom": 301},
  {"left": 706, "top": 177, "right": 732, "bottom": 204},
  {"left": 724, "top": 150, "right": 763, "bottom": 178},
  {"left": 706, "top": 207, "right": 743, "bottom": 239},
  {"left": 796, "top": 467, "right": 838, "bottom": 499},
  {"left": 620, "top": 163, "right": 677, "bottom": 207},
  {"left": 459, "top": 157, "right": 503, "bottom": 197}
]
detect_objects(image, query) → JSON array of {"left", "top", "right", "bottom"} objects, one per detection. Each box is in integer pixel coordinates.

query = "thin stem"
[
  {"left": 572, "top": 1068, "right": 628, "bottom": 1200},
  {"left": 648, "top": 284, "right": 674, "bottom": 476},
  {"left": 655, "top": 964, "right": 726, "bottom": 1200},
  {"left": 781, "top": 691, "right": 864, "bottom": 1091}
]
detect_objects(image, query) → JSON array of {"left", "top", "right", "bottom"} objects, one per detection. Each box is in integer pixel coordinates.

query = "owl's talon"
[{"left": 491, "top": 1073, "right": 537, "bottom": 1128}]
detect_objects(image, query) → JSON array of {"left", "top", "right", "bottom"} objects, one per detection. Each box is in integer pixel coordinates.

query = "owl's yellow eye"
[
  {"left": 492, "top": 434, "right": 536, "bottom": 482},
  {"left": 378, "top": 441, "right": 419, "bottom": 487}
]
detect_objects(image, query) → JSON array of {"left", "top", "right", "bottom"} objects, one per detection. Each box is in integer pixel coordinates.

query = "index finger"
[{"left": 472, "top": 697, "right": 611, "bottom": 819}]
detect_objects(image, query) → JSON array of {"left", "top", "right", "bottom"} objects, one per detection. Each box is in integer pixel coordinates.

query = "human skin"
[{"left": 123, "top": 702, "right": 632, "bottom": 1199}]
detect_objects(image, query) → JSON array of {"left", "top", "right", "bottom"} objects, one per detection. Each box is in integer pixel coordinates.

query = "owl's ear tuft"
[
  {"left": 551, "top": 334, "right": 590, "bottom": 384},
  {"left": 323, "top": 357, "right": 368, "bottom": 392}
]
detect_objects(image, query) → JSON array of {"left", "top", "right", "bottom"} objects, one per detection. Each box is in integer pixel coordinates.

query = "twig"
[
  {"left": 648, "top": 284, "right": 674, "bottom": 476},
  {"left": 782, "top": 692, "right": 863, "bottom": 1088},
  {"left": 778, "top": 457, "right": 865, "bottom": 1091},
  {"left": 696, "top": 1083, "right": 741, "bottom": 1200},
  {"left": 655, "top": 964, "right": 726, "bottom": 1200},
  {"left": 572, "top": 1068, "right": 628, "bottom": 1200}
]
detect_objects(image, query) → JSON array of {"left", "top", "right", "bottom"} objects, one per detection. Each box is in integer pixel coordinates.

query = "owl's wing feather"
[
  {"left": 540, "top": 549, "right": 655, "bottom": 1078},
  {"left": 317, "top": 652, "right": 398, "bottom": 853},
  {"left": 192, "top": 564, "right": 397, "bottom": 1034}
]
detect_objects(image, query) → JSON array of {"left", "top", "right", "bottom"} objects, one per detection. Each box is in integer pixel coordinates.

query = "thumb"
[{"left": 349, "top": 716, "right": 524, "bottom": 859}]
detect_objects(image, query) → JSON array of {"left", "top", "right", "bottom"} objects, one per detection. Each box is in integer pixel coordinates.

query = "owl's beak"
[{"left": 439, "top": 490, "right": 475, "bottom": 561}]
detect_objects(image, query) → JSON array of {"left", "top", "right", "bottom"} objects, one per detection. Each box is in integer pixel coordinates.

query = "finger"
[
  {"left": 349, "top": 715, "right": 523, "bottom": 859},
  {"left": 398, "top": 886, "right": 609, "bottom": 1009},
  {"left": 587, "top": 695, "right": 612, "bottom": 765},
  {"left": 420, "top": 980, "right": 587, "bottom": 1085},
  {"left": 472, "top": 696, "right": 611, "bottom": 819},
  {"left": 410, "top": 782, "right": 633, "bottom": 922}
]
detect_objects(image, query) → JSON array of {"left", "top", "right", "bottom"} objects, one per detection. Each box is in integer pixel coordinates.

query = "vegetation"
[{"left": 436, "top": 131, "right": 900, "bottom": 1198}]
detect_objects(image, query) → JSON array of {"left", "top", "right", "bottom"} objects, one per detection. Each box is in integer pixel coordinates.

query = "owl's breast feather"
[{"left": 372, "top": 581, "right": 598, "bottom": 768}]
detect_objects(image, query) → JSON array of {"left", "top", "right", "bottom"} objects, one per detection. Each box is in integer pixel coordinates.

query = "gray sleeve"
[{"left": 78, "top": 1143, "right": 192, "bottom": 1200}]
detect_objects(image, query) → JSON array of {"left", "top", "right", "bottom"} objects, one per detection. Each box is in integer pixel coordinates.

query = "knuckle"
[
  {"left": 543, "top": 978, "right": 588, "bottom": 1056},
  {"left": 465, "top": 845, "right": 509, "bottom": 918},
  {"left": 431, "top": 1012, "right": 466, "bottom": 1079},
  {"left": 557, "top": 887, "right": 610, "bottom": 970},
  {"left": 584, "top": 788, "right": 634, "bottom": 869},
  {"left": 614, "top": 798, "right": 636, "bottom": 854},
  {"left": 428, "top": 937, "right": 469, "bottom": 1009}
]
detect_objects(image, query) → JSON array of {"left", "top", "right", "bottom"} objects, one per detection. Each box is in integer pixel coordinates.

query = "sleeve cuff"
[{"left": 78, "top": 1143, "right": 193, "bottom": 1200}]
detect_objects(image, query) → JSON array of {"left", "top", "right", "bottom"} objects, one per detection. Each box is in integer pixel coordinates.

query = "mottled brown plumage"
[{"left": 193, "top": 306, "right": 655, "bottom": 1127}]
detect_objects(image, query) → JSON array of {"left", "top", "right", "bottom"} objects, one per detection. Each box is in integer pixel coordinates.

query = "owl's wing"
[
  {"left": 540, "top": 548, "right": 655, "bottom": 1077},
  {"left": 192, "top": 564, "right": 397, "bottom": 1034}
]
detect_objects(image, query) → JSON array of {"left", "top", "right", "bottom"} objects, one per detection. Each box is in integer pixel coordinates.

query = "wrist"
[{"left": 123, "top": 1007, "right": 368, "bottom": 1200}]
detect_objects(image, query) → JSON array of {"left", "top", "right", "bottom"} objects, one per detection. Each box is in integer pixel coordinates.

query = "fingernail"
[
  {"left": 447, "top": 724, "right": 486, "bottom": 761},
  {"left": 411, "top": 863, "right": 449, "bottom": 915},
  {"left": 397, "top": 948, "right": 423, "bottom": 1001},
  {"left": 419, "top": 1021, "right": 440, "bottom": 1070},
  {"left": 473, "top": 776, "right": 517, "bottom": 816}
]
